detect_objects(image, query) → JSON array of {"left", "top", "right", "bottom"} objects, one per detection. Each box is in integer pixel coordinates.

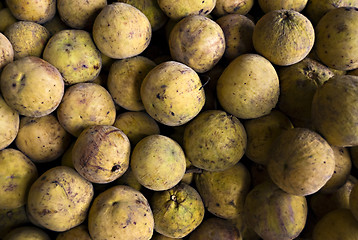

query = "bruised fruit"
[
  {"left": 252, "top": 10, "right": 315, "bottom": 66},
  {"left": 27, "top": 166, "right": 94, "bottom": 232},
  {"left": 267, "top": 128, "right": 335, "bottom": 196},
  {"left": 216, "top": 53, "right": 279, "bottom": 119},
  {"left": 88, "top": 185, "right": 154, "bottom": 240},
  {"left": 140, "top": 61, "right": 205, "bottom": 126},
  {"left": 244, "top": 181, "right": 308, "bottom": 240},
  {"left": 150, "top": 182, "right": 205, "bottom": 238},
  {"left": 131, "top": 134, "right": 186, "bottom": 191},
  {"left": 311, "top": 75, "right": 358, "bottom": 147},
  {"left": 169, "top": 15, "right": 225, "bottom": 73},
  {"left": 0, "top": 56, "right": 64, "bottom": 117},
  {"left": 92, "top": 3, "right": 152, "bottom": 59},
  {"left": 72, "top": 125, "right": 131, "bottom": 184}
]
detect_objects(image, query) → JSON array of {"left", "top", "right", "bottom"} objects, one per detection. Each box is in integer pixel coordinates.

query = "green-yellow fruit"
[
  {"left": 140, "top": 61, "right": 205, "bottom": 126},
  {"left": 0, "top": 148, "right": 38, "bottom": 210},
  {"left": 169, "top": 15, "right": 225, "bottom": 73},
  {"left": 258, "top": 0, "right": 308, "bottom": 13},
  {"left": 0, "top": 95, "right": 19, "bottom": 150},
  {"left": 157, "top": 0, "right": 216, "bottom": 20},
  {"left": 56, "top": 224, "right": 91, "bottom": 240},
  {"left": 5, "top": 21, "right": 50, "bottom": 60},
  {"left": 312, "top": 209, "right": 358, "bottom": 240},
  {"left": 212, "top": 0, "right": 254, "bottom": 16},
  {"left": 0, "top": 8, "right": 17, "bottom": 32},
  {"left": 189, "top": 217, "right": 242, "bottom": 240},
  {"left": 267, "top": 128, "right": 335, "bottom": 196},
  {"left": 92, "top": 3, "right": 152, "bottom": 59},
  {"left": 253, "top": 10, "right": 315, "bottom": 66},
  {"left": 0, "top": 56, "right": 64, "bottom": 117},
  {"left": 3, "top": 226, "right": 50, "bottom": 240},
  {"left": 131, "top": 134, "right": 186, "bottom": 191},
  {"left": 72, "top": 125, "right": 131, "bottom": 184},
  {"left": 183, "top": 110, "right": 247, "bottom": 171},
  {"left": 88, "top": 185, "right": 154, "bottom": 240},
  {"left": 314, "top": 7, "right": 358, "bottom": 70},
  {"left": 27, "top": 166, "right": 94, "bottom": 232},
  {"left": 15, "top": 114, "right": 71, "bottom": 163},
  {"left": 56, "top": 82, "right": 116, "bottom": 137},
  {"left": 0, "top": 206, "right": 29, "bottom": 238},
  {"left": 349, "top": 181, "right": 358, "bottom": 221},
  {"left": 43, "top": 29, "right": 102, "bottom": 85},
  {"left": 151, "top": 182, "right": 205, "bottom": 238},
  {"left": 0, "top": 32, "right": 14, "bottom": 70},
  {"left": 311, "top": 75, "right": 358, "bottom": 147},
  {"left": 216, "top": 53, "right": 279, "bottom": 119},
  {"left": 244, "top": 181, "right": 308, "bottom": 240},
  {"left": 195, "top": 163, "right": 251, "bottom": 219}
]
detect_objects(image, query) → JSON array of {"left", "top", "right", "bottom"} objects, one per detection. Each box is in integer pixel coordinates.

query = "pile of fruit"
[{"left": 0, "top": 0, "right": 358, "bottom": 239}]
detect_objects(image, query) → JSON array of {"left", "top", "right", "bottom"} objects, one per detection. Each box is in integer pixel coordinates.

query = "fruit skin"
[
  {"left": 6, "top": 0, "right": 56, "bottom": 24},
  {"left": 169, "top": 15, "right": 225, "bottom": 73},
  {"left": 15, "top": 114, "right": 71, "bottom": 163},
  {"left": 113, "top": 111, "right": 160, "bottom": 146},
  {"left": 56, "top": 82, "right": 116, "bottom": 137},
  {"left": 183, "top": 110, "right": 247, "bottom": 171},
  {"left": 72, "top": 125, "right": 131, "bottom": 184},
  {"left": 194, "top": 163, "right": 251, "bottom": 219},
  {"left": 216, "top": 14, "right": 255, "bottom": 60},
  {"left": 131, "top": 134, "right": 186, "bottom": 191},
  {"left": 252, "top": 10, "right": 315, "bottom": 66},
  {"left": 0, "top": 8, "right": 17, "bottom": 32},
  {"left": 189, "top": 217, "right": 242, "bottom": 240},
  {"left": 0, "top": 95, "right": 19, "bottom": 150},
  {"left": 212, "top": 0, "right": 254, "bottom": 17},
  {"left": 0, "top": 32, "right": 13, "bottom": 70},
  {"left": 0, "top": 148, "right": 38, "bottom": 210},
  {"left": 157, "top": 0, "right": 216, "bottom": 20},
  {"left": 150, "top": 182, "right": 205, "bottom": 238},
  {"left": 311, "top": 75, "right": 358, "bottom": 147},
  {"left": 107, "top": 56, "right": 156, "bottom": 111},
  {"left": 278, "top": 58, "right": 334, "bottom": 122},
  {"left": 3, "top": 226, "right": 50, "bottom": 240},
  {"left": 244, "top": 110, "right": 293, "bottom": 165},
  {"left": 0, "top": 56, "right": 64, "bottom": 117},
  {"left": 56, "top": 224, "right": 92, "bottom": 240},
  {"left": 57, "top": 0, "right": 107, "bottom": 30},
  {"left": 314, "top": 7, "right": 358, "bottom": 71},
  {"left": 88, "top": 185, "right": 154, "bottom": 240},
  {"left": 92, "top": 2, "right": 152, "bottom": 59},
  {"left": 267, "top": 128, "right": 335, "bottom": 196},
  {"left": 244, "top": 181, "right": 308, "bottom": 240},
  {"left": 258, "top": 0, "right": 308, "bottom": 13},
  {"left": 0, "top": 206, "right": 29, "bottom": 238},
  {"left": 117, "top": 0, "right": 168, "bottom": 31},
  {"left": 140, "top": 61, "right": 205, "bottom": 126},
  {"left": 5, "top": 21, "right": 50, "bottom": 60},
  {"left": 43, "top": 29, "right": 102, "bottom": 85},
  {"left": 312, "top": 208, "right": 358, "bottom": 240},
  {"left": 349, "top": 181, "right": 358, "bottom": 221},
  {"left": 27, "top": 166, "right": 94, "bottom": 232},
  {"left": 216, "top": 53, "right": 279, "bottom": 119}
]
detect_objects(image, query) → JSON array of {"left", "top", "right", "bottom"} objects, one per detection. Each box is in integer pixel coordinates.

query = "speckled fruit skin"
[
  {"left": 140, "top": 61, "right": 205, "bottom": 126},
  {"left": 0, "top": 32, "right": 13, "bottom": 70},
  {"left": 0, "top": 56, "right": 64, "bottom": 117},
  {"left": 6, "top": 0, "right": 56, "bottom": 24},
  {"left": 88, "top": 185, "right": 154, "bottom": 240},
  {"left": 43, "top": 29, "right": 102, "bottom": 85},
  {"left": 0, "top": 95, "right": 19, "bottom": 150},
  {"left": 169, "top": 15, "right": 225, "bottom": 73},
  {"left": 258, "top": 0, "right": 308, "bottom": 13},
  {"left": 314, "top": 7, "right": 358, "bottom": 71},
  {"left": 244, "top": 181, "right": 308, "bottom": 240},
  {"left": 216, "top": 53, "right": 279, "bottom": 119},
  {"left": 267, "top": 128, "right": 335, "bottom": 196},
  {"left": 131, "top": 134, "right": 186, "bottom": 191},
  {"left": 72, "top": 125, "right": 131, "bottom": 184},
  {"left": 4, "top": 21, "right": 50, "bottom": 60},
  {"left": 212, "top": 0, "right": 254, "bottom": 17},
  {"left": 183, "top": 110, "right": 247, "bottom": 171},
  {"left": 92, "top": 3, "right": 152, "bottom": 59},
  {"left": 252, "top": 9, "right": 315, "bottom": 66},
  {"left": 157, "top": 0, "right": 216, "bottom": 20},
  {"left": 150, "top": 182, "right": 205, "bottom": 238},
  {"left": 311, "top": 75, "right": 358, "bottom": 147},
  {"left": 27, "top": 166, "right": 94, "bottom": 232},
  {"left": 0, "top": 148, "right": 38, "bottom": 210}
]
